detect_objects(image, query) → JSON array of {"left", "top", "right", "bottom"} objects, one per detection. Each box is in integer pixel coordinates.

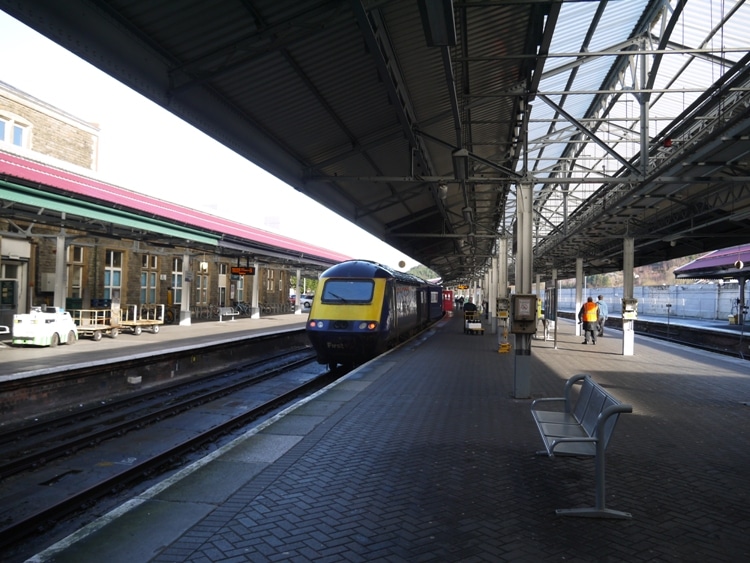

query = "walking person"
[
  {"left": 578, "top": 296, "right": 599, "bottom": 345},
  {"left": 463, "top": 297, "right": 477, "bottom": 313},
  {"left": 596, "top": 295, "right": 609, "bottom": 337}
]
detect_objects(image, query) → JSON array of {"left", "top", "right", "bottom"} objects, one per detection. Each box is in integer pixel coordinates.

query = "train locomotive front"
[{"left": 306, "top": 260, "right": 440, "bottom": 368}]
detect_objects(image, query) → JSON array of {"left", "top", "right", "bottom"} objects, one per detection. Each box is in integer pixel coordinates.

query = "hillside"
[{"left": 570, "top": 255, "right": 701, "bottom": 288}]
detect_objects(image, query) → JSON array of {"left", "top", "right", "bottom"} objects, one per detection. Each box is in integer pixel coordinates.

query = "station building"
[{"left": 0, "top": 81, "right": 348, "bottom": 328}]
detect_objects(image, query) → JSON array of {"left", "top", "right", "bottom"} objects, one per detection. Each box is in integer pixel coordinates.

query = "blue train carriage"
[
  {"left": 306, "top": 260, "right": 442, "bottom": 368},
  {"left": 424, "top": 281, "right": 444, "bottom": 323}
]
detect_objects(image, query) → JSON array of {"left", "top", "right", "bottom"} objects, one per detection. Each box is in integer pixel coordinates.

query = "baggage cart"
[
  {"left": 119, "top": 304, "right": 165, "bottom": 335},
  {"left": 464, "top": 310, "right": 484, "bottom": 335},
  {"left": 69, "top": 308, "right": 120, "bottom": 341}
]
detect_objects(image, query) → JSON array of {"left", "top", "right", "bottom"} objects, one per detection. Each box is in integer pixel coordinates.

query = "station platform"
[
  {"left": 20, "top": 313, "right": 750, "bottom": 561},
  {"left": 0, "top": 313, "right": 308, "bottom": 380}
]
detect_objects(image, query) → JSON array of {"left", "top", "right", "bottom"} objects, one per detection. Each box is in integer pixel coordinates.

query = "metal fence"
[{"left": 557, "top": 283, "right": 745, "bottom": 321}]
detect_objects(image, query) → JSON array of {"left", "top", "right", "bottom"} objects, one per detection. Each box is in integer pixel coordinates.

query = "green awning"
[{"left": 0, "top": 180, "right": 219, "bottom": 246}]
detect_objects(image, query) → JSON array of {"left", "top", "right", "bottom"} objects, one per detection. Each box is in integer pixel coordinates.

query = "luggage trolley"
[
  {"left": 464, "top": 310, "right": 484, "bottom": 335},
  {"left": 69, "top": 308, "right": 120, "bottom": 341},
  {"left": 119, "top": 304, "right": 165, "bottom": 335}
]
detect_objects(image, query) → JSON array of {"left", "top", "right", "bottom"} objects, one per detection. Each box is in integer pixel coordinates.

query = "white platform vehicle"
[{"left": 12, "top": 306, "right": 78, "bottom": 347}]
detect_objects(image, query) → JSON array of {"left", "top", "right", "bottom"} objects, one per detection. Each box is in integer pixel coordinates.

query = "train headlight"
[
  {"left": 357, "top": 322, "right": 378, "bottom": 330},
  {"left": 308, "top": 320, "right": 325, "bottom": 328}
]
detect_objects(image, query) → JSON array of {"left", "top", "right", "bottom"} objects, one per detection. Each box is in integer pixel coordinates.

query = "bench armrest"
[
  {"left": 531, "top": 397, "right": 565, "bottom": 410},
  {"left": 532, "top": 373, "right": 590, "bottom": 414},
  {"left": 531, "top": 397, "right": 565, "bottom": 408},
  {"left": 549, "top": 435, "right": 597, "bottom": 447}
]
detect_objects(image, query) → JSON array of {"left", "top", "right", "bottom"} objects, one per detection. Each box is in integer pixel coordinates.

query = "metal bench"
[
  {"left": 531, "top": 373, "right": 633, "bottom": 519},
  {"left": 218, "top": 307, "right": 239, "bottom": 322}
]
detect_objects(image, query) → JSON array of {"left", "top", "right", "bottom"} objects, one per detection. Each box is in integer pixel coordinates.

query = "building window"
[
  {"left": 196, "top": 274, "right": 208, "bottom": 305},
  {"left": 142, "top": 254, "right": 158, "bottom": 269},
  {"left": 67, "top": 245, "right": 84, "bottom": 298},
  {"left": 266, "top": 269, "right": 274, "bottom": 291},
  {"left": 0, "top": 115, "right": 30, "bottom": 148},
  {"left": 237, "top": 276, "right": 245, "bottom": 303},
  {"left": 171, "top": 257, "right": 183, "bottom": 303},
  {"left": 104, "top": 250, "right": 123, "bottom": 300},
  {"left": 140, "top": 254, "right": 158, "bottom": 304},
  {"left": 140, "top": 271, "right": 157, "bottom": 304}
]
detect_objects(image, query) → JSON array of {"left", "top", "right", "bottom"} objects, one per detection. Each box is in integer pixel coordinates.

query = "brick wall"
[{"left": 0, "top": 84, "right": 99, "bottom": 170}]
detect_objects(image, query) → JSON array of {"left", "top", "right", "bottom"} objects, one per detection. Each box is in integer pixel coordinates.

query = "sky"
[{"left": 0, "top": 11, "right": 420, "bottom": 271}]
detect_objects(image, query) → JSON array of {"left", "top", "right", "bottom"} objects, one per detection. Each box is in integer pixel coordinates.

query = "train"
[{"left": 306, "top": 260, "right": 443, "bottom": 368}]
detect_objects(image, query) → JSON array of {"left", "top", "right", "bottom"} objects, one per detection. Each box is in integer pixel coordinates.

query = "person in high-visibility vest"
[{"left": 578, "top": 296, "right": 600, "bottom": 345}]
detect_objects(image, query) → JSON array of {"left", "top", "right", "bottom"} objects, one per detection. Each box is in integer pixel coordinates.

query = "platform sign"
[{"left": 231, "top": 266, "right": 256, "bottom": 276}]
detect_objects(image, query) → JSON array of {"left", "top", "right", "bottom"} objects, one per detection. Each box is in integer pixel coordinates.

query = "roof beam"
[{"left": 537, "top": 94, "right": 641, "bottom": 176}]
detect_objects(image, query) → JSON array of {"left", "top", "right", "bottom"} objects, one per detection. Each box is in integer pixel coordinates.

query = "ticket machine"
[
  {"left": 510, "top": 294, "right": 538, "bottom": 334},
  {"left": 622, "top": 298, "right": 638, "bottom": 320}
]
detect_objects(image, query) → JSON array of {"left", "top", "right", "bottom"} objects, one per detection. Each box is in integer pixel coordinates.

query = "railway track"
[
  {"left": 0, "top": 348, "right": 312, "bottom": 479},
  {"left": 0, "top": 349, "right": 343, "bottom": 559}
]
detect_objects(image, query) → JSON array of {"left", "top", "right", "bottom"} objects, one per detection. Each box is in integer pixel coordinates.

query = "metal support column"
[
  {"left": 622, "top": 238, "right": 635, "bottom": 355},
  {"left": 490, "top": 254, "right": 497, "bottom": 334},
  {"left": 180, "top": 252, "right": 192, "bottom": 325},
  {"left": 251, "top": 262, "right": 260, "bottom": 319},
  {"left": 575, "top": 258, "right": 583, "bottom": 337},
  {"left": 551, "top": 268, "right": 559, "bottom": 348},
  {"left": 294, "top": 268, "right": 302, "bottom": 315},
  {"left": 53, "top": 233, "right": 67, "bottom": 310},
  {"left": 514, "top": 181, "right": 533, "bottom": 399},
  {"left": 497, "top": 238, "right": 509, "bottom": 350}
]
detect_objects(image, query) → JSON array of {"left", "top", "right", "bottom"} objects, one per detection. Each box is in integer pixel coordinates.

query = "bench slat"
[
  {"left": 532, "top": 411, "right": 577, "bottom": 424},
  {"left": 580, "top": 391, "right": 608, "bottom": 436},
  {"left": 538, "top": 421, "right": 589, "bottom": 439},
  {"left": 572, "top": 378, "right": 596, "bottom": 420}
]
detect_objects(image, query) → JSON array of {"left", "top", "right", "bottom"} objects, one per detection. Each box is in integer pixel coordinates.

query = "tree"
[
  {"left": 289, "top": 276, "right": 318, "bottom": 294},
  {"left": 408, "top": 265, "right": 439, "bottom": 280}
]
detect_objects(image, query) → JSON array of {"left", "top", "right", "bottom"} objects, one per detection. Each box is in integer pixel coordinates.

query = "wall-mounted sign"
[{"left": 231, "top": 266, "right": 256, "bottom": 276}]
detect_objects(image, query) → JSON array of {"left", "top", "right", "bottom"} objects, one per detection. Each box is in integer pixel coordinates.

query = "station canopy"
[
  {"left": 2, "top": 0, "right": 749, "bottom": 284},
  {"left": 674, "top": 244, "right": 750, "bottom": 280}
]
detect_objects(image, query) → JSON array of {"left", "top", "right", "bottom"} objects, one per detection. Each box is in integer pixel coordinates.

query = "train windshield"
[{"left": 321, "top": 279, "right": 374, "bottom": 304}]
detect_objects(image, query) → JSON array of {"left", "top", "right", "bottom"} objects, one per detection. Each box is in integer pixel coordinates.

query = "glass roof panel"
[{"left": 522, "top": 0, "right": 750, "bottom": 243}]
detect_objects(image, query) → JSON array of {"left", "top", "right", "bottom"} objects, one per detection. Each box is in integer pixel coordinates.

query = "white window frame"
[
  {"left": 104, "top": 250, "right": 123, "bottom": 301},
  {"left": 196, "top": 274, "right": 208, "bottom": 305},
  {"left": 171, "top": 257, "right": 183, "bottom": 303},
  {"left": 237, "top": 276, "right": 245, "bottom": 302},
  {"left": 0, "top": 113, "right": 30, "bottom": 148},
  {"left": 67, "top": 245, "right": 84, "bottom": 299}
]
